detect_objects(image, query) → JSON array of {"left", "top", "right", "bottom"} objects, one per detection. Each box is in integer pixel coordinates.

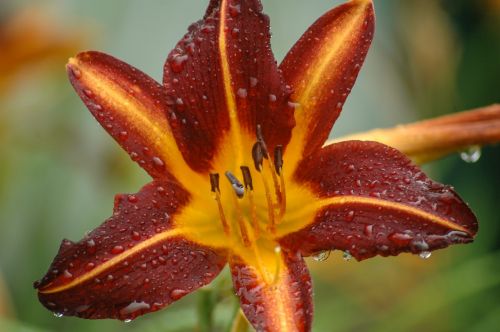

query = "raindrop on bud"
[{"left": 460, "top": 145, "right": 481, "bottom": 163}]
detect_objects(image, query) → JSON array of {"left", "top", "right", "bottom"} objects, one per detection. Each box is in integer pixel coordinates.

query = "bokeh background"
[{"left": 1, "top": 0, "right": 499, "bottom": 331}]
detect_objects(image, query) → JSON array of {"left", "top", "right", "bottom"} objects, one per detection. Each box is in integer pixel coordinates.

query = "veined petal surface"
[
  {"left": 280, "top": 141, "right": 477, "bottom": 260},
  {"left": 164, "top": 0, "right": 295, "bottom": 173},
  {"left": 35, "top": 180, "right": 226, "bottom": 320}
]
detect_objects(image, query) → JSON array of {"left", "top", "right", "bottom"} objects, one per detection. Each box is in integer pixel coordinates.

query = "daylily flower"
[{"left": 35, "top": 0, "right": 482, "bottom": 331}]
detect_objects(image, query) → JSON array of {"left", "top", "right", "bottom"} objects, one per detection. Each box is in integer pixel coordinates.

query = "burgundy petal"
[
  {"left": 35, "top": 179, "right": 226, "bottom": 320},
  {"left": 281, "top": 140, "right": 478, "bottom": 260},
  {"left": 163, "top": 0, "right": 295, "bottom": 173}
]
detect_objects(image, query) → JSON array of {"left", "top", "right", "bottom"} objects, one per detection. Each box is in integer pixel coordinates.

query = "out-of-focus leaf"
[
  {"left": 373, "top": 250, "right": 500, "bottom": 332},
  {"left": 0, "top": 317, "right": 49, "bottom": 332}
]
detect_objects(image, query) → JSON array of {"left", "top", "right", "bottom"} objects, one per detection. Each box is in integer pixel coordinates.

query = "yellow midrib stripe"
[
  {"left": 39, "top": 229, "right": 183, "bottom": 294},
  {"left": 298, "top": 4, "right": 365, "bottom": 107},
  {"left": 218, "top": 0, "right": 244, "bottom": 166},
  {"left": 76, "top": 62, "right": 202, "bottom": 187},
  {"left": 284, "top": 195, "right": 470, "bottom": 235}
]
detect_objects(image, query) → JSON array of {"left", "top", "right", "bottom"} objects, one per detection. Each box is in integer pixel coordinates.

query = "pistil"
[{"left": 274, "top": 145, "right": 287, "bottom": 217}]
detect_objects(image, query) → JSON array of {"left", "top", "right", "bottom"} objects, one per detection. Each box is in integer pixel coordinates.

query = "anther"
[
  {"left": 252, "top": 142, "right": 265, "bottom": 171},
  {"left": 209, "top": 173, "right": 220, "bottom": 192},
  {"left": 240, "top": 166, "right": 253, "bottom": 190},
  {"left": 224, "top": 171, "right": 245, "bottom": 198},
  {"left": 255, "top": 124, "right": 269, "bottom": 156},
  {"left": 274, "top": 145, "right": 283, "bottom": 175}
]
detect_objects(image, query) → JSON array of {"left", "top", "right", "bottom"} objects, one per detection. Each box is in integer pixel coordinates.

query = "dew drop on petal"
[
  {"left": 120, "top": 301, "right": 150, "bottom": 315},
  {"left": 169, "top": 54, "right": 189, "bottom": 73},
  {"left": 170, "top": 289, "right": 188, "bottom": 300},
  {"left": 312, "top": 250, "right": 330, "bottom": 262},
  {"left": 123, "top": 319, "right": 132, "bottom": 323},
  {"left": 460, "top": 145, "right": 481, "bottom": 163},
  {"left": 419, "top": 251, "right": 432, "bottom": 259},
  {"left": 111, "top": 245, "right": 125, "bottom": 255},
  {"left": 237, "top": 88, "right": 248, "bottom": 98},
  {"left": 152, "top": 156, "right": 165, "bottom": 171}
]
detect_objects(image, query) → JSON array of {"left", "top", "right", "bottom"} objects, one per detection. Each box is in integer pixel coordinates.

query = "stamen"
[
  {"left": 274, "top": 145, "right": 286, "bottom": 217},
  {"left": 274, "top": 145, "right": 283, "bottom": 175},
  {"left": 241, "top": 166, "right": 259, "bottom": 237},
  {"left": 252, "top": 141, "right": 265, "bottom": 171},
  {"left": 240, "top": 166, "right": 253, "bottom": 190},
  {"left": 255, "top": 124, "right": 269, "bottom": 157},
  {"left": 210, "top": 173, "right": 220, "bottom": 192},
  {"left": 209, "top": 173, "right": 230, "bottom": 235},
  {"left": 226, "top": 174, "right": 251, "bottom": 247},
  {"left": 224, "top": 171, "right": 245, "bottom": 198},
  {"left": 259, "top": 166, "right": 276, "bottom": 233}
]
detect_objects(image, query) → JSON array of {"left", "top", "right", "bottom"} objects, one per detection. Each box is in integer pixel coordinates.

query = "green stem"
[{"left": 197, "top": 289, "right": 215, "bottom": 332}]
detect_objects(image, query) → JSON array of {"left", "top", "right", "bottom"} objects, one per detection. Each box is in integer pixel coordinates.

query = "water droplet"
[
  {"left": 388, "top": 232, "right": 413, "bottom": 246},
  {"left": 250, "top": 77, "right": 258, "bottom": 87},
  {"left": 170, "top": 289, "right": 188, "bottom": 300},
  {"left": 268, "top": 94, "right": 277, "bottom": 102},
  {"left": 169, "top": 54, "right": 189, "bottom": 73},
  {"left": 123, "top": 319, "right": 132, "bottom": 323},
  {"left": 343, "top": 251, "right": 352, "bottom": 261},
  {"left": 120, "top": 301, "right": 150, "bottom": 315},
  {"left": 86, "top": 239, "right": 96, "bottom": 254},
  {"left": 63, "top": 269, "right": 73, "bottom": 279},
  {"left": 460, "top": 145, "right": 481, "bottom": 163},
  {"left": 345, "top": 210, "right": 355, "bottom": 222},
  {"left": 419, "top": 251, "right": 432, "bottom": 259},
  {"left": 152, "top": 157, "right": 165, "bottom": 171},
  {"left": 83, "top": 89, "right": 93, "bottom": 98},
  {"left": 53, "top": 312, "right": 64, "bottom": 318},
  {"left": 70, "top": 67, "right": 82, "bottom": 79},
  {"left": 111, "top": 245, "right": 125, "bottom": 255},
  {"left": 312, "top": 250, "right": 330, "bottom": 262},
  {"left": 237, "top": 88, "right": 248, "bottom": 98},
  {"left": 118, "top": 131, "right": 128, "bottom": 141},
  {"left": 127, "top": 195, "right": 138, "bottom": 203},
  {"left": 229, "top": 4, "right": 241, "bottom": 17},
  {"left": 131, "top": 231, "right": 141, "bottom": 241}
]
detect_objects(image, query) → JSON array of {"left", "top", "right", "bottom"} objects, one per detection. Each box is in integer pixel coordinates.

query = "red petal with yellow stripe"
[
  {"left": 67, "top": 51, "right": 204, "bottom": 186},
  {"left": 231, "top": 250, "right": 313, "bottom": 332},
  {"left": 280, "top": 141, "right": 477, "bottom": 260},
  {"left": 280, "top": 0, "right": 374, "bottom": 173},
  {"left": 164, "top": 0, "right": 295, "bottom": 173},
  {"left": 35, "top": 179, "right": 226, "bottom": 320}
]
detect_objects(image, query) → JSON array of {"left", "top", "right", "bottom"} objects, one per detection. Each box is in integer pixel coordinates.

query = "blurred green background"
[{"left": 1, "top": 0, "right": 499, "bottom": 331}]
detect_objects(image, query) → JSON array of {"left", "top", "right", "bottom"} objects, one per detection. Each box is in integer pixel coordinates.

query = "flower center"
[{"left": 209, "top": 125, "right": 287, "bottom": 247}]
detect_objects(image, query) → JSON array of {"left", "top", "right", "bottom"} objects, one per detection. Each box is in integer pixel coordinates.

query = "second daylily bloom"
[{"left": 35, "top": 1, "right": 482, "bottom": 331}]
